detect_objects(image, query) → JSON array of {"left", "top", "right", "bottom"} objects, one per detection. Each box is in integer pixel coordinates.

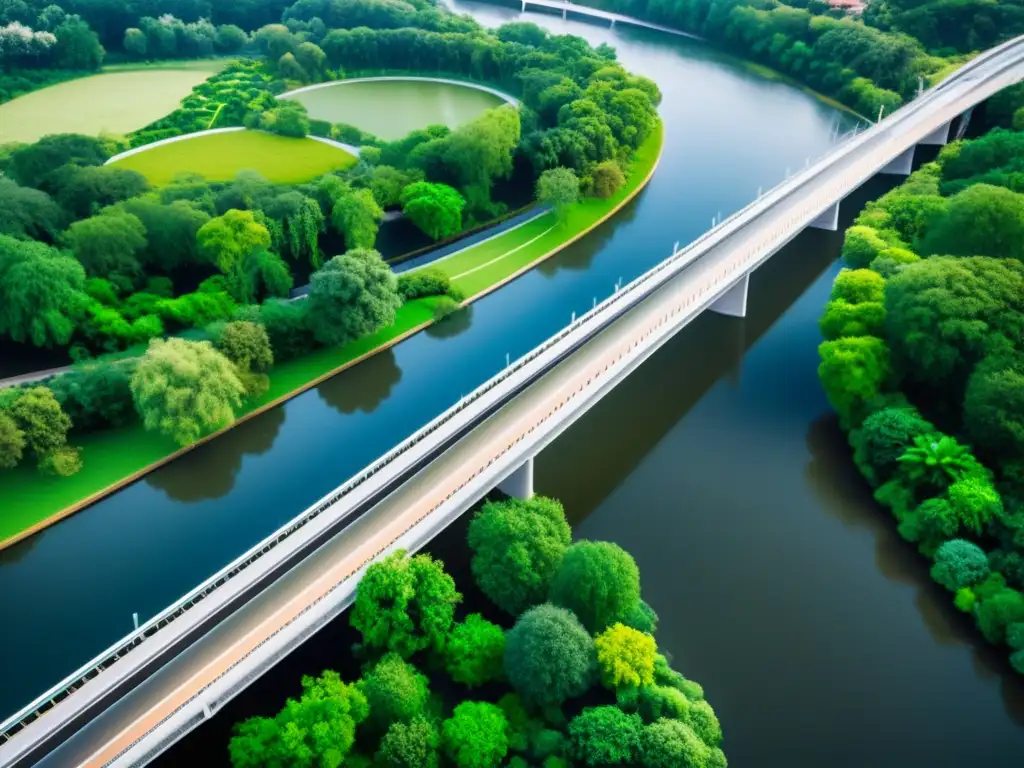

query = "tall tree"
[
  {"left": 0, "top": 234, "right": 86, "bottom": 348},
  {"left": 63, "top": 210, "right": 147, "bottom": 283},
  {"left": 400, "top": 182, "right": 465, "bottom": 241},
  {"left": 536, "top": 167, "right": 579, "bottom": 222},
  {"left": 549, "top": 541, "right": 642, "bottom": 633},
  {"left": 131, "top": 338, "right": 246, "bottom": 446},
  {"left": 306, "top": 248, "right": 401, "bottom": 347}
]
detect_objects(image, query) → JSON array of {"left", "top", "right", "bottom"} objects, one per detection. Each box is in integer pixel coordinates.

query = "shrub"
[
  {"left": 358, "top": 654, "right": 429, "bottom": 734},
  {"left": 931, "top": 540, "right": 991, "bottom": 591},
  {"left": 549, "top": 541, "right": 641, "bottom": 633},
  {"left": 590, "top": 160, "right": 626, "bottom": 198},
  {"left": 504, "top": 604, "right": 595, "bottom": 708},
  {"left": 376, "top": 716, "right": 440, "bottom": 768},
  {"left": 397, "top": 269, "right": 453, "bottom": 301},
  {"left": 444, "top": 614, "right": 505, "bottom": 688},
  {"left": 819, "top": 299, "right": 885, "bottom": 340},
  {"left": 641, "top": 719, "right": 712, "bottom": 768},
  {"left": 851, "top": 406, "right": 934, "bottom": 486},
  {"left": 468, "top": 496, "right": 572, "bottom": 615},
  {"left": 831, "top": 268, "right": 885, "bottom": 304},
  {"left": 595, "top": 623, "right": 657, "bottom": 690},
  {"left": 441, "top": 702, "right": 508, "bottom": 768},
  {"left": 568, "top": 706, "right": 643, "bottom": 766},
  {"left": 841, "top": 226, "right": 889, "bottom": 268},
  {"left": 976, "top": 588, "right": 1024, "bottom": 645},
  {"left": 48, "top": 360, "right": 137, "bottom": 432}
]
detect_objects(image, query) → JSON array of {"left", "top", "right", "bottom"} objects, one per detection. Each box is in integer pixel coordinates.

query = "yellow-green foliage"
[
  {"left": 594, "top": 623, "right": 657, "bottom": 690},
  {"left": 111, "top": 130, "right": 356, "bottom": 186}
]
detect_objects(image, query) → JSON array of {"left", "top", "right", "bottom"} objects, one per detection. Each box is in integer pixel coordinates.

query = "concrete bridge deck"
[
  {"left": 520, "top": 0, "right": 704, "bottom": 40},
  {"left": 1, "top": 31, "right": 1021, "bottom": 768}
]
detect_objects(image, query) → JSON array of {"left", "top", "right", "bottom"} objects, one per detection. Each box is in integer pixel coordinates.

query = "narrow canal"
[{"left": 9, "top": 4, "right": 1024, "bottom": 764}]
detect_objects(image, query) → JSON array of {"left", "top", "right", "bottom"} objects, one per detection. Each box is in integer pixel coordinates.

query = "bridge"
[
  {"left": 520, "top": 0, "right": 704, "bottom": 39},
  {"left": 1, "top": 34, "right": 1021, "bottom": 768}
]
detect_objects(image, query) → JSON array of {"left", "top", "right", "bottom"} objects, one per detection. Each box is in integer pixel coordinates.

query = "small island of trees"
[
  {"left": 229, "top": 495, "right": 728, "bottom": 768},
  {"left": 817, "top": 86, "right": 1024, "bottom": 676}
]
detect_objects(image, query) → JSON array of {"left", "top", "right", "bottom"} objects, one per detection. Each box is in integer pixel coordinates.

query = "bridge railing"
[{"left": 2, "top": 41, "right": 1019, "bottom": 746}]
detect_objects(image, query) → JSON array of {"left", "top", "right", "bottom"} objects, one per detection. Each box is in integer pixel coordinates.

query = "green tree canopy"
[
  {"left": 641, "top": 718, "right": 717, "bottom": 768},
  {"left": 350, "top": 550, "right": 461, "bottom": 659},
  {"left": 568, "top": 706, "right": 643, "bottom": 766},
  {"left": 931, "top": 539, "right": 991, "bottom": 592},
  {"left": 197, "top": 209, "right": 272, "bottom": 275},
  {"left": 121, "top": 197, "right": 210, "bottom": 272},
  {"left": 399, "top": 181, "right": 465, "bottom": 241},
  {"left": 439, "top": 105, "right": 520, "bottom": 213},
  {"left": 504, "top": 603, "right": 595, "bottom": 708},
  {"left": 977, "top": 588, "right": 1024, "bottom": 645},
  {"left": 217, "top": 321, "right": 274, "bottom": 373},
  {"left": 594, "top": 623, "right": 657, "bottom": 691},
  {"left": 57, "top": 165, "right": 149, "bottom": 219},
  {"left": 331, "top": 187, "right": 384, "bottom": 250},
  {"left": 549, "top": 540, "right": 642, "bottom": 633},
  {"left": 885, "top": 256, "right": 1024, "bottom": 393},
  {"left": 444, "top": 613, "right": 505, "bottom": 688},
  {"left": 0, "top": 411, "right": 25, "bottom": 470},
  {"left": 306, "top": 248, "right": 401, "bottom": 348},
  {"left": 0, "top": 177, "right": 64, "bottom": 241},
  {"left": 468, "top": 495, "right": 572, "bottom": 615},
  {"left": 357, "top": 653, "right": 430, "bottom": 735},
  {"left": 63, "top": 210, "right": 147, "bottom": 283},
  {"left": 536, "top": 167, "right": 579, "bottom": 222},
  {"left": 850, "top": 405, "right": 934, "bottom": 486},
  {"left": 819, "top": 299, "right": 885, "bottom": 340},
  {"left": 830, "top": 269, "right": 885, "bottom": 304},
  {"left": 8, "top": 133, "right": 108, "bottom": 189},
  {"left": 441, "top": 702, "right": 509, "bottom": 768},
  {"left": 817, "top": 336, "right": 891, "bottom": 426},
  {"left": 841, "top": 225, "right": 890, "bottom": 269},
  {"left": 229, "top": 670, "right": 368, "bottom": 768},
  {"left": 376, "top": 716, "right": 440, "bottom": 768},
  {"left": 0, "top": 234, "right": 86, "bottom": 348},
  {"left": 921, "top": 184, "right": 1024, "bottom": 261},
  {"left": 5, "top": 386, "right": 72, "bottom": 461},
  {"left": 964, "top": 352, "right": 1024, "bottom": 458},
  {"left": 131, "top": 338, "right": 246, "bottom": 446}
]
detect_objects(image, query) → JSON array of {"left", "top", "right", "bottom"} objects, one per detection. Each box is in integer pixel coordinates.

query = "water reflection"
[
  {"left": 0, "top": 530, "right": 40, "bottom": 566},
  {"left": 145, "top": 406, "right": 287, "bottom": 502},
  {"left": 536, "top": 196, "right": 641, "bottom": 278},
  {"left": 426, "top": 305, "right": 474, "bottom": 339},
  {"left": 804, "top": 413, "right": 1024, "bottom": 725},
  {"left": 317, "top": 349, "right": 402, "bottom": 415}
]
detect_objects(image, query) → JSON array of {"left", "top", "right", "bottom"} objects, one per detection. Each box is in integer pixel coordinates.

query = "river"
[{"left": 6, "top": 2, "right": 1024, "bottom": 762}]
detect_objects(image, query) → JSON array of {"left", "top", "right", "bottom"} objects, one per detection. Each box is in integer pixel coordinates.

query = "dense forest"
[
  {"left": 0, "top": 1, "right": 661, "bottom": 481},
  {"left": 818, "top": 90, "right": 1024, "bottom": 675},
  {"left": 229, "top": 495, "right": 728, "bottom": 768},
  {"left": 571, "top": 0, "right": 1021, "bottom": 117}
]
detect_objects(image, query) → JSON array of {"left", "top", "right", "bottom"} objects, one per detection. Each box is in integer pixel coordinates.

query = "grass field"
[
  {"left": 0, "top": 125, "right": 663, "bottom": 547},
  {"left": 110, "top": 130, "right": 359, "bottom": 185},
  {"left": 0, "top": 60, "right": 226, "bottom": 144}
]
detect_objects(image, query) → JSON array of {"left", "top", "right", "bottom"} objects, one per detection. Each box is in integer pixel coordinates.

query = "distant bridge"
[
  {"left": 520, "top": 0, "right": 704, "bottom": 39},
  {"left": 1, "top": 31, "right": 1021, "bottom": 768}
]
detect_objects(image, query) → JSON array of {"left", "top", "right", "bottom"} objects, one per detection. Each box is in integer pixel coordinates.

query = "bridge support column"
[
  {"left": 498, "top": 456, "right": 534, "bottom": 499},
  {"left": 880, "top": 145, "right": 914, "bottom": 176},
  {"left": 709, "top": 273, "right": 749, "bottom": 318},
  {"left": 808, "top": 200, "right": 840, "bottom": 231},
  {"left": 562, "top": 7, "right": 566, "bottom": 18},
  {"left": 955, "top": 106, "right": 974, "bottom": 140},
  {"left": 610, "top": 18, "right": 615, "bottom": 27},
  {"left": 919, "top": 121, "right": 950, "bottom": 146},
  {"left": 521, "top": 0, "right": 526, "bottom": 11}
]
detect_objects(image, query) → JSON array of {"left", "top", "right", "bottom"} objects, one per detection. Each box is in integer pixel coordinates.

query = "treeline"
[
  {"left": 817, "top": 95, "right": 1024, "bottom": 674},
  {"left": 0, "top": 11, "right": 660, "bottom": 481},
  {"left": 864, "top": 0, "right": 1024, "bottom": 56},
  {"left": 229, "top": 495, "right": 728, "bottom": 768},
  {"left": 564, "top": 0, "right": 976, "bottom": 117}
]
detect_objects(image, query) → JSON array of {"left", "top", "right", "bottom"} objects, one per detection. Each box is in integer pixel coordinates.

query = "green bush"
[
  {"left": 549, "top": 541, "right": 641, "bottom": 633},
  {"left": 567, "top": 706, "right": 643, "bottom": 766},
  {"left": 503, "top": 604, "right": 595, "bottom": 708},
  {"left": 931, "top": 540, "right": 991, "bottom": 591}
]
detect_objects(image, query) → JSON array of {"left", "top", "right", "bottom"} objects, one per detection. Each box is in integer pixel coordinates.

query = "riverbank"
[{"left": 0, "top": 123, "right": 663, "bottom": 551}]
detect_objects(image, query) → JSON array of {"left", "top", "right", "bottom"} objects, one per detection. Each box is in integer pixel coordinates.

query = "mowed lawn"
[
  {"left": 0, "top": 60, "right": 226, "bottom": 144},
  {"left": 110, "top": 130, "right": 358, "bottom": 185},
  {"left": 0, "top": 124, "right": 662, "bottom": 545}
]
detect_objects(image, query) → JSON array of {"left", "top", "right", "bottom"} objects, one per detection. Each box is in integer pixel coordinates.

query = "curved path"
[
  {"left": 1, "top": 34, "right": 1019, "bottom": 768},
  {"left": 279, "top": 75, "right": 521, "bottom": 107}
]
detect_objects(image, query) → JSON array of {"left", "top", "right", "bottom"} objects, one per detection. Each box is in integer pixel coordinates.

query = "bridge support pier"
[
  {"left": 562, "top": 7, "right": 566, "bottom": 18},
  {"left": 808, "top": 200, "right": 840, "bottom": 231},
  {"left": 955, "top": 106, "right": 974, "bottom": 140},
  {"left": 880, "top": 145, "right": 915, "bottom": 176},
  {"left": 709, "top": 273, "right": 749, "bottom": 318},
  {"left": 919, "top": 121, "right": 950, "bottom": 146},
  {"left": 498, "top": 456, "right": 534, "bottom": 499}
]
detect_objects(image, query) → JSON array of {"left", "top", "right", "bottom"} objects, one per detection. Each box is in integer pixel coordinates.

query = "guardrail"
[{"left": 2, "top": 38, "right": 1020, "bottom": 747}]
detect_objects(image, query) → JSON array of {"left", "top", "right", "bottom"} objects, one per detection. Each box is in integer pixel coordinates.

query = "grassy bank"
[
  {"left": 109, "top": 130, "right": 358, "bottom": 185},
  {"left": 0, "top": 60, "right": 227, "bottom": 144},
  {"left": 0, "top": 124, "right": 663, "bottom": 549}
]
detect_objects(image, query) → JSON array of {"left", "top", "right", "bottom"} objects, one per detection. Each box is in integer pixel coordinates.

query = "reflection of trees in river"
[
  {"left": 145, "top": 406, "right": 287, "bottom": 502},
  {"left": 317, "top": 348, "right": 402, "bottom": 415},
  {"left": 536, "top": 191, "right": 643, "bottom": 277},
  {"left": 0, "top": 527, "right": 41, "bottom": 566},
  {"left": 803, "top": 413, "right": 1024, "bottom": 724},
  {"left": 426, "top": 305, "right": 474, "bottom": 339}
]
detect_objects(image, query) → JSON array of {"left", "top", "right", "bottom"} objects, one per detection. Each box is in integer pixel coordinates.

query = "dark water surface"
[{"left": 6, "top": 4, "right": 1023, "bottom": 763}]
